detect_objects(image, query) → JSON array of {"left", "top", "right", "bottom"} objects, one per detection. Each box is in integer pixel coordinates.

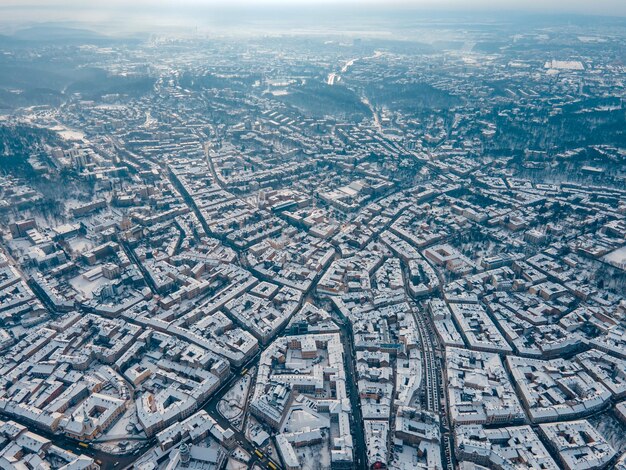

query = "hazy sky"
[
  {"left": 1, "top": 0, "right": 624, "bottom": 36},
  {"left": 0, "top": 0, "right": 623, "bottom": 6},
  {"left": 1, "top": 0, "right": 624, "bottom": 12}
]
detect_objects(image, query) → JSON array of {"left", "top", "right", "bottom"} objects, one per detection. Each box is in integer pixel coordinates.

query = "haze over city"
[
  {"left": 1, "top": 0, "right": 626, "bottom": 36},
  {"left": 0, "top": 1, "right": 624, "bottom": 470}
]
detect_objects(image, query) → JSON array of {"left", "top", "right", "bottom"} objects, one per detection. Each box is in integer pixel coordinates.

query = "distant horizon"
[
  {"left": 1, "top": 0, "right": 626, "bottom": 15},
  {"left": 1, "top": 2, "right": 625, "bottom": 38}
]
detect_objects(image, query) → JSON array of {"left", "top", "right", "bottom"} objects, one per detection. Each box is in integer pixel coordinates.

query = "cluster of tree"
[
  {"left": 276, "top": 80, "right": 369, "bottom": 122},
  {"left": 365, "top": 80, "right": 462, "bottom": 112},
  {"left": 0, "top": 124, "right": 61, "bottom": 175}
]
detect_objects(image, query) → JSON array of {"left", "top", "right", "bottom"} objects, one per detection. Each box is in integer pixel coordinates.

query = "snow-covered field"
[
  {"left": 603, "top": 245, "right": 626, "bottom": 269},
  {"left": 544, "top": 60, "right": 584, "bottom": 70},
  {"left": 218, "top": 367, "right": 254, "bottom": 429},
  {"left": 50, "top": 125, "right": 87, "bottom": 142},
  {"left": 295, "top": 442, "right": 331, "bottom": 470},
  {"left": 68, "top": 267, "right": 110, "bottom": 299}
]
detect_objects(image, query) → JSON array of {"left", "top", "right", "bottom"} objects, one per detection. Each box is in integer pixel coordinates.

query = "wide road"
[
  {"left": 413, "top": 305, "right": 455, "bottom": 470},
  {"left": 200, "top": 352, "right": 284, "bottom": 470},
  {"left": 329, "top": 305, "right": 368, "bottom": 469},
  {"left": 402, "top": 259, "right": 455, "bottom": 470}
]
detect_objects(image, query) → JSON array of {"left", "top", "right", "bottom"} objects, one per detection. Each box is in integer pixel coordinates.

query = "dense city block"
[{"left": 0, "top": 8, "right": 625, "bottom": 470}]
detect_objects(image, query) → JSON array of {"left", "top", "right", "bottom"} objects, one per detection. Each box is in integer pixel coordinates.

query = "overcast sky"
[{"left": 1, "top": 0, "right": 624, "bottom": 36}]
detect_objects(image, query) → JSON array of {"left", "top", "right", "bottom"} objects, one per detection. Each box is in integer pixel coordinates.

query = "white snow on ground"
[
  {"left": 101, "top": 401, "right": 143, "bottom": 439},
  {"left": 68, "top": 267, "right": 110, "bottom": 299},
  {"left": 245, "top": 416, "right": 268, "bottom": 445},
  {"left": 226, "top": 459, "right": 248, "bottom": 470},
  {"left": 389, "top": 443, "right": 421, "bottom": 470},
  {"left": 219, "top": 367, "right": 254, "bottom": 429},
  {"left": 295, "top": 442, "right": 331, "bottom": 470},
  {"left": 603, "top": 245, "right": 626, "bottom": 269},
  {"left": 544, "top": 59, "right": 584, "bottom": 70},
  {"left": 50, "top": 125, "right": 87, "bottom": 142},
  {"left": 94, "top": 403, "right": 145, "bottom": 454},
  {"left": 66, "top": 236, "right": 95, "bottom": 254},
  {"left": 218, "top": 398, "right": 243, "bottom": 420},
  {"left": 228, "top": 447, "right": 250, "bottom": 466},
  {"left": 221, "top": 368, "right": 254, "bottom": 403},
  {"left": 578, "top": 36, "right": 607, "bottom": 43}
]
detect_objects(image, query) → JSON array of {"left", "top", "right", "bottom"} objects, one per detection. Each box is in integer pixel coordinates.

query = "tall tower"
[{"left": 180, "top": 443, "right": 191, "bottom": 467}]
